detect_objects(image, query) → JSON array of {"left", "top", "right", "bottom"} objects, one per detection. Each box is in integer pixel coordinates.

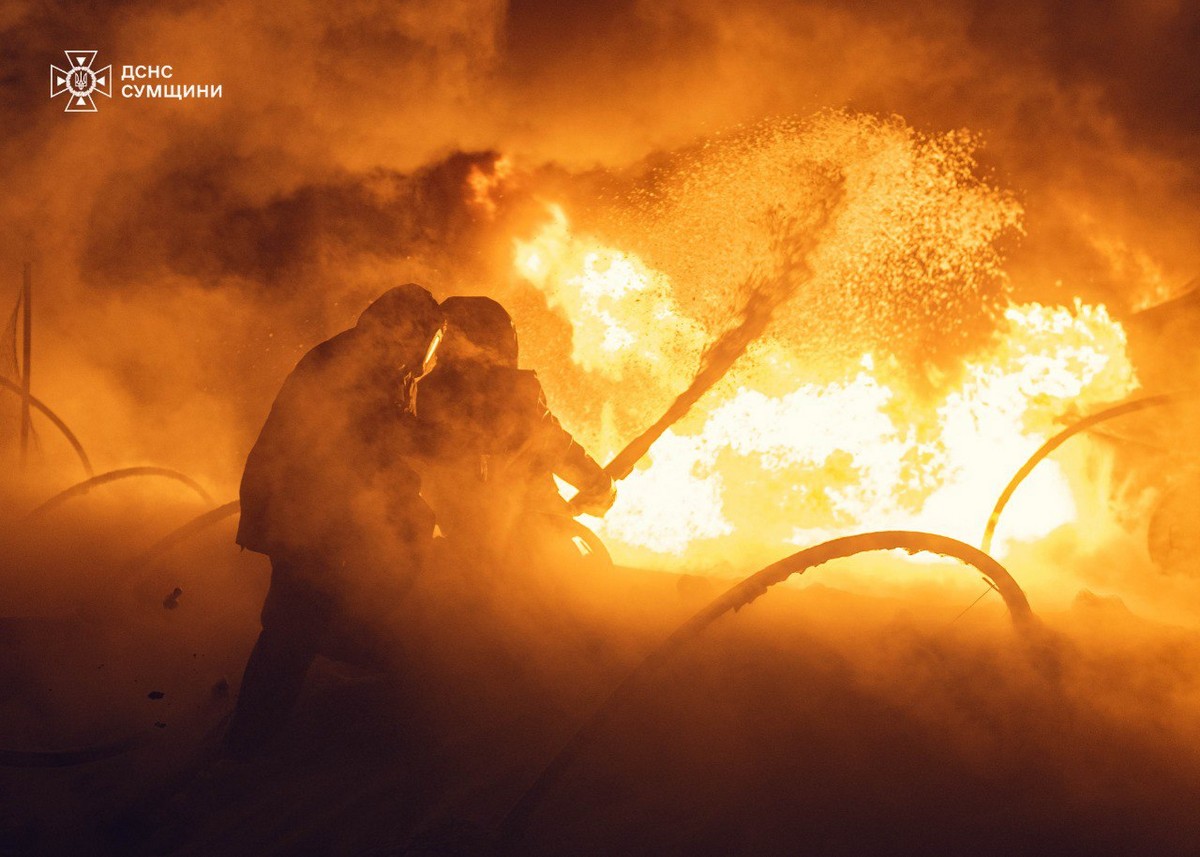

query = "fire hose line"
[
  {"left": 127, "top": 499, "right": 242, "bottom": 571},
  {"left": 497, "top": 530, "right": 1036, "bottom": 850},
  {"left": 0, "top": 376, "right": 93, "bottom": 476},
  {"left": 0, "top": 737, "right": 147, "bottom": 768},
  {"left": 980, "top": 390, "right": 1200, "bottom": 556},
  {"left": 22, "top": 466, "right": 215, "bottom": 522}
]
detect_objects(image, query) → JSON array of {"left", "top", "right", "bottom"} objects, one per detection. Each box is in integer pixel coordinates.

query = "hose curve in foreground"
[
  {"left": 0, "top": 376, "right": 92, "bottom": 476},
  {"left": 0, "top": 736, "right": 147, "bottom": 768},
  {"left": 981, "top": 390, "right": 1200, "bottom": 554},
  {"left": 128, "top": 500, "right": 241, "bottom": 571},
  {"left": 23, "top": 467, "right": 214, "bottom": 522},
  {"left": 498, "top": 529, "right": 1034, "bottom": 849}
]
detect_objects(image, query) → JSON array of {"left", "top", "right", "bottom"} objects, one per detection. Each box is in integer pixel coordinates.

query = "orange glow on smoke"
[{"left": 467, "top": 155, "right": 514, "bottom": 218}]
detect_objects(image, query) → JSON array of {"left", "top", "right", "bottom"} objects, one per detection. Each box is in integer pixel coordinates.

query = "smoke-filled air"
[{"left": 2, "top": 1, "right": 1200, "bottom": 855}]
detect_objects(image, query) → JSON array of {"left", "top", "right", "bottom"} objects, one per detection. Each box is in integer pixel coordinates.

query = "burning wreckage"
[{"left": 2, "top": 115, "right": 1200, "bottom": 854}]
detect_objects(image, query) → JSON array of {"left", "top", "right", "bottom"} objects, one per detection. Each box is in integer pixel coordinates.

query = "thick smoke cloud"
[
  {"left": 1, "top": 0, "right": 1196, "bottom": 483},
  {"left": 501, "top": 0, "right": 1200, "bottom": 304}
]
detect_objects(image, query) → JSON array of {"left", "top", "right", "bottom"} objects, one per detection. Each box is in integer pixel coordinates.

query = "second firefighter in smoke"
[{"left": 415, "top": 295, "right": 616, "bottom": 561}]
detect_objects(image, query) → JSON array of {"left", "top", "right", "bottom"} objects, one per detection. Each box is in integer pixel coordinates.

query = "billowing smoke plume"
[{"left": 0, "top": 0, "right": 1197, "bottom": 485}]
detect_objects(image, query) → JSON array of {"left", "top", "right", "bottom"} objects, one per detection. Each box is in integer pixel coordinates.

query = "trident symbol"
[{"left": 50, "top": 51, "right": 112, "bottom": 113}]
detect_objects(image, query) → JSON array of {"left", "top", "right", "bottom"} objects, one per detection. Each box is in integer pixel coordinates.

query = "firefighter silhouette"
[
  {"left": 414, "top": 295, "right": 615, "bottom": 562},
  {"left": 225, "top": 284, "right": 444, "bottom": 759}
]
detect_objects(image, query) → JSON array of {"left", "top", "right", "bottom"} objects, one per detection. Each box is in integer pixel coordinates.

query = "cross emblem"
[{"left": 50, "top": 51, "right": 112, "bottom": 113}]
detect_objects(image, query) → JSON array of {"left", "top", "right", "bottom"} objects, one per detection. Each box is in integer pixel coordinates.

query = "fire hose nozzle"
[{"left": 567, "top": 474, "right": 617, "bottom": 517}]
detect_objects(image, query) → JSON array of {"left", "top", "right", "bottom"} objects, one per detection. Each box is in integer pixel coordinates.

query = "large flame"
[{"left": 515, "top": 206, "right": 1138, "bottom": 573}]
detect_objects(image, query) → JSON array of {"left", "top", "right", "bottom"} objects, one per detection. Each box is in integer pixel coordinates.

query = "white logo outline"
[{"left": 50, "top": 51, "right": 112, "bottom": 113}]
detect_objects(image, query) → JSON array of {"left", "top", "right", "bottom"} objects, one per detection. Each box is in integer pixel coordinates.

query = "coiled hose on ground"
[{"left": 497, "top": 529, "right": 1035, "bottom": 849}]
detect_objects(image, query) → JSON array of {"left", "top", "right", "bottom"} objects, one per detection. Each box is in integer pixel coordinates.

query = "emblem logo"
[{"left": 50, "top": 51, "right": 112, "bottom": 113}]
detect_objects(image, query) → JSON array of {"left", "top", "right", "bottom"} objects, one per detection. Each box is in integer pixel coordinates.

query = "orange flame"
[{"left": 516, "top": 206, "right": 1138, "bottom": 573}]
